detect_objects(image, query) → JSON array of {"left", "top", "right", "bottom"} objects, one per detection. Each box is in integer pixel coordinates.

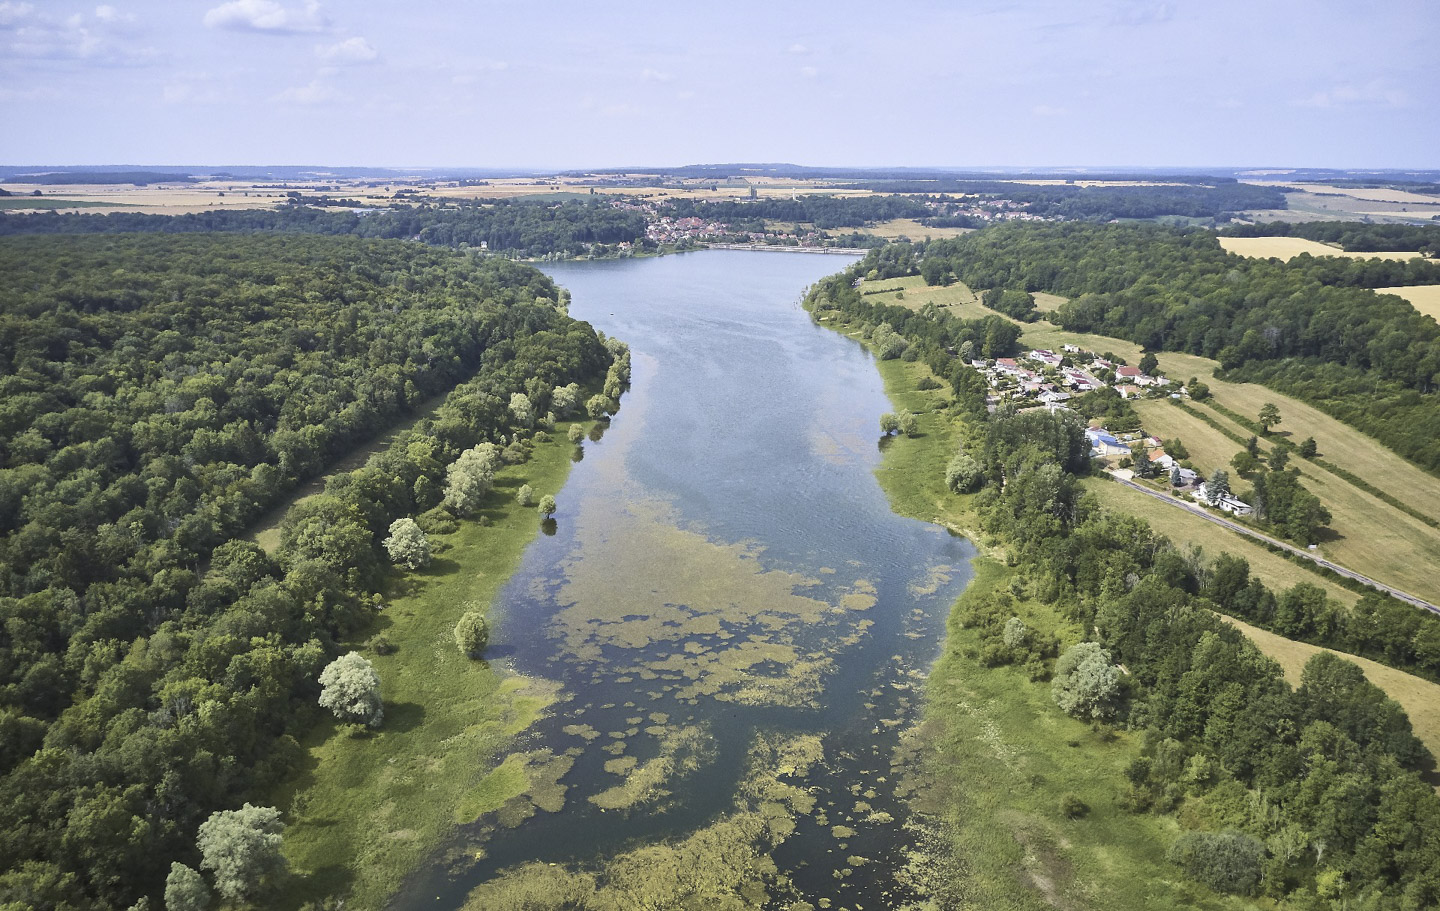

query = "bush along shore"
[{"left": 807, "top": 251, "right": 1440, "bottom": 911}]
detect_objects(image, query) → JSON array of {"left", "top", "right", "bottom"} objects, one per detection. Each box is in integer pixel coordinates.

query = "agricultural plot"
[
  {"left": 1082, "top": 477, "right": 1359, "bottom": 608},
  {"left": 1218, "top": 236, "right": 1426, "bottom": 261},
  {"left": 864, "top": 217, "right": 974, "bottom": 239},
  {"left": 1375, "top": 284, "right": 1440, "bottom": 322}
]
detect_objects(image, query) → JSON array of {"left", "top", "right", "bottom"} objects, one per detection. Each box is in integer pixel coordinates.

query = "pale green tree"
[
  {"left": 318, "top": 652, "right": 384, "bottom": 727},
  {"left": 196, "top": 804, "right": 286, "bottom": 904},
  {"left": 382, "top": 517, "right": 431, "bottom": 570},
  {"left": 538, "top": 494, "right": 557, "bottom": 519},
  {"left": 586, "top": 394, "right": 610, "bottom": 420},
  {"left": 454, "top": 610, "right": 490, "bottom": 657},
  {"left": 509, "top": 392, "right": 535, "bottom": 428},
  {"left": 567, "top": 423, "right": 585, "bottom": 444},
  {"left": 1002, "top": 616, "right": 1027, "bottom": 649},
  {"left": 164, "top": 862, "right": 210, "bottom": 911},
  {"left": 945, "top": 450, "right": 984, "bottom": 493},
  {"left": 1258, "top": 402, "right": 1282, "bottom": 434},
  {"left": 897, "top": 410, "right": 919, "bottom": 436},
  {"left": 516, "top": 484, "right": 535, "bottom": 507},
  {"left": 552, "top": 383, "right": 580, "bottom": 416},
  {"left": 444, "top": 442, "right": 500, "bottom": 514},
  {"left": 879, "top": 413, "right": 899, "bottom": 435},
  {"left": 1051, "top": 642, "right": 1121, "bottom": 721}
]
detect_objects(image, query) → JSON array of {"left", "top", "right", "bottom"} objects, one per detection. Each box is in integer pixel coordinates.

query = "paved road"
[{"left": 1107, "top": 474, "right": 1440, "bottom": 617}]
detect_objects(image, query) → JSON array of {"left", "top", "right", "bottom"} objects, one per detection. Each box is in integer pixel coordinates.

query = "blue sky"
[{"left": 1, "top": 0, "right": 1435, "bottom": 168}]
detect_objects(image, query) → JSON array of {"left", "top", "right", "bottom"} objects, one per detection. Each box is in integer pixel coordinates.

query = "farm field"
[
  {"left": 1032, "top": 290, "right": 1067, "bottom": 312},
  {"left": 1220, "top": 615, "right": 1440, "bottom": 777},
  {"left": 859, "top": 274, "right": 988, "bottom": 315},
  {"left": 1081, "top": 477, "right": 1360, "bottom": 608},
  {"left": 864, "top": 217, "right": 974, "bottom": 239},
  {"left": 1131, "top": 389, "right": 1440, "bottom": 606},
  {"left": 1219, "top": 235, "right": 1426, "bottom": 261},
  {"left": 1375, "top": 284, "right": 1440, "bottom": 322}
]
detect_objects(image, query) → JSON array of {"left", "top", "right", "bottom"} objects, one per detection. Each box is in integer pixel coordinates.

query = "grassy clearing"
[
  {"left": 1133, "top": 394, "right": 1440, "bottom": 604},
  {"left": 1082, "top": 477, "right": 1359, "bottom": 607},
  {"left": 1375, "top": 284, "right": 1440, "bottom": 323},
  {"left": 1032, "top": 290, "right": 1068, "bottom": 313},
  {"left": 1218, "top": 236, "right": 1426, "bottom": 261},
  {"left": 858, "top": 273, "right": 987, "bottom": 315},
  {"left": 274, "top": 426, "right": 590, "bottom": 910},
  {"left": 1219, "top": 615, "right": 1440, "bottom": 775},
  {"left": 864, "top": 217, "right": 975, "bottom": 239}
]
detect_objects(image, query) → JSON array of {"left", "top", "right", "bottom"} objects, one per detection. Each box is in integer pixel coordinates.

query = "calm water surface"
[{"left": 393, "top": 250, "right": 974, "bottom": 909}]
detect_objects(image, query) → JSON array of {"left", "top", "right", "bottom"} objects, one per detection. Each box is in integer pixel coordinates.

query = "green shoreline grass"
[{"left": 273, "top": 425, "right": 591, "bottom": 909}]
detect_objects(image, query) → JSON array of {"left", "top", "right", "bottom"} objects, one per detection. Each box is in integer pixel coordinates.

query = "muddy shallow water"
[{"left": 391, "top": 250, "right": 974, "bottom": 910}]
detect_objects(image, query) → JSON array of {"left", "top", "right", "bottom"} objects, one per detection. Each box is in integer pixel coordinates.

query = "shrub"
[
  {"left": 454, "top": 610, "right": 489, "bottom": 657},
  {"left": 1168, "top": 830, "right": 1265, "bottom": 896}
]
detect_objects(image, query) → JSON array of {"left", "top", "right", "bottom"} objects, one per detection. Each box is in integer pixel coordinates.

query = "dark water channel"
[{"left": 393, "top": 250, "right": 975, "bottom": 909}]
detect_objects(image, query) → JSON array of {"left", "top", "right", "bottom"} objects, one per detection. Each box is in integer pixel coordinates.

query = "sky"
[{"left": 1, "top": 0, "right": 1436, "bottom": 170}]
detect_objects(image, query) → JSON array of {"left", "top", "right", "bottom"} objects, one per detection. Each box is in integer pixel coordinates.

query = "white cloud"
[
  {"left": 204, "top": 0, "right": 327, "bottom": 34},
  {"left": 1297, "top": 80, "right": 1408, "bottom": 110},
  {"left": 787, "top": 42, "right": 808, "bottom": 54},
  {"left": 163, "top": 78, "right": 222, "bottom": 104},
  {"left": 316, "top": 35, "right": 375, "bottom": 63},
  {"left": 640, "top": 67, "right": 671, "bottom": 83},
  {"left": 799, "top": 65, "right": 818, "bottom": 78},
  {"left": 0, "top": 2, "right": 35, "bottom": 28},
  {"left": 3, "top": 4, "right": 154, "bottom": 65},
  {"left": 275, "top": 78, "right": 342, "bottom": 104}
]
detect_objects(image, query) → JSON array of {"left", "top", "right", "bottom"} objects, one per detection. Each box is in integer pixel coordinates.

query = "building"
[
  {"left": 1085, "top": 428, "right": 1129, "bottom": 457},
  {"left": 1193, "top": 483, "right": 1253, "bottom": 516}
]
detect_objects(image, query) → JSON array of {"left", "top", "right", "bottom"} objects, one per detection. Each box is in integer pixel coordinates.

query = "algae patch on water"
[
  {"left": 588, "top": 724, "right": 713, "bottom": 811},
  {"left": 547, "top": 497, "right": 882, "bottom": 709},
  {"left": 463, "top": 732, "right": 825, "bottom": 910},
  {"left": 456, "top": 749, "right": 575, "bottom": 827}
]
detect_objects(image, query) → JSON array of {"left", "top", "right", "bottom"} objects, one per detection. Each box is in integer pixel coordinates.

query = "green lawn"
[{"left": 274, "top": 425, "right": 591, "bottom": 909}]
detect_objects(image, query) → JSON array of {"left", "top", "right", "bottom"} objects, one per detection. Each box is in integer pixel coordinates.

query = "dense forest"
[
  {"left": 0, "top": 198, "right": 649, "bottom": 258},
  {"left": 842, "top": 179, "right": 1287, "bottom": 220},
  {"left": 0, "top": 234, "right": 614, "bottom": 909},
  {"left": 809, "top": 262, "right": 1440, "bottom": 908},
  {"left": 913, "top": 223, "right": 1440, "bottom": 470},
  {"left": 659, "top": 194, "right": 932, "bottom": 229},
  {"left": 1224, "top": 221, "right": 1440, "bottom": 256}
]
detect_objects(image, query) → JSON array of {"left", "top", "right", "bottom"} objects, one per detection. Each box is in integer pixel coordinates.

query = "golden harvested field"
[
  {"left": 1220, "top": 615, "right": 1440, "bottom": 774},
  {"left": 1083, "top": 478, "right": 1359, "bottom": 607},
  {"left": 864, "top": 217, "right": 974, "bottom": 239},
  {"left": 1219, "top": 236, "right": 1426, "bottom": 261},
  {"left": 1375, "top": 284, "right": 1440, "bottom": 322},
  {"left": 1253, "top": 182, "right": 1440, "bottom": 206},
  {"left": 0, "top": 181, "right": 296, "bottom": 214}
]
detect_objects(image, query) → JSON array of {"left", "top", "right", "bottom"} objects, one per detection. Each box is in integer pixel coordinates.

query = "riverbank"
[
  {"left": 274, "top": 423, "right": 594, "bottom": 909},
  {"left": 825, "top": 330, "right": 1250, "bottom": 908}
]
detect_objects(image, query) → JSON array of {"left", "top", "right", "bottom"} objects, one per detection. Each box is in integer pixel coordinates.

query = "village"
[{"left": 967, "top": 344, "right": 1255, "bottom": 516}]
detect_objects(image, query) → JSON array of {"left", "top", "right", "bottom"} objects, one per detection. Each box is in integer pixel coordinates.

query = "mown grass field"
[
  {"left": 864, "top": 217, "right": 975, "bottom": 239},
  {"left": 857, "top": 273, "right": 986, "bottom": 315},
  {"left": 1219, "top": 615, "right": 1440, "bottom": 776},
  {"left": 1180, "top": 400, "right": 1440, "bottom": 605},
  {"left": 1375, "top": 284, "right": 1440, "bottom": 322},
  {"left": 1082, "top": 476, "right": 1359, "bottom": 607},
  {"left": 274, "top": 426, "right": 591, "bottom": 910},
  {"left": 1218, "top": 236, "right": 1426, "bottom": 261}
]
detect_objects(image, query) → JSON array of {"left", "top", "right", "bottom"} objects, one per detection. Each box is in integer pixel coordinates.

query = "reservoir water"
[{"left": 394, "top": 250, "right": 975, "bottom": 909}]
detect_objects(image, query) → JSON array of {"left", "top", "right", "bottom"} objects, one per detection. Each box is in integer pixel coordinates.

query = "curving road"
[{"left": 1106, "top": 473, "right": 1440, "bottom": 617}]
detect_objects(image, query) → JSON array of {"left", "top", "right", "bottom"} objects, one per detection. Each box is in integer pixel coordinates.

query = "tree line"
[
  {"left": 0, "top": 233, "right": 616, "bottom": 909},
  {"left": 0, "top": 198, "right": 650, "bottom": 258}
]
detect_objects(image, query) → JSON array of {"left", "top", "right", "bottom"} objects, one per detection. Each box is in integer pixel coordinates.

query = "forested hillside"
[
  {"left": 808, "top": 261, "right": 1440, "bottom": 909},
  {"left": 0, "top": 234, "right": 613, "bottom": 909},
  {"left": 916, "top": 223, "right": 1440, "bottom": 470},
  {"left": 0, "top": 198, "right": 649, "bottom": 258}
]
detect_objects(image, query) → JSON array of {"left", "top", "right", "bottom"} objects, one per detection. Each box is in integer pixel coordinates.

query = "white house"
[
  {"left": 1193, "top": 483, "right": 1253, "bottom": 516},
  {"left": 1029, "top": 348, "right": 1064, "bottom": 367}
]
